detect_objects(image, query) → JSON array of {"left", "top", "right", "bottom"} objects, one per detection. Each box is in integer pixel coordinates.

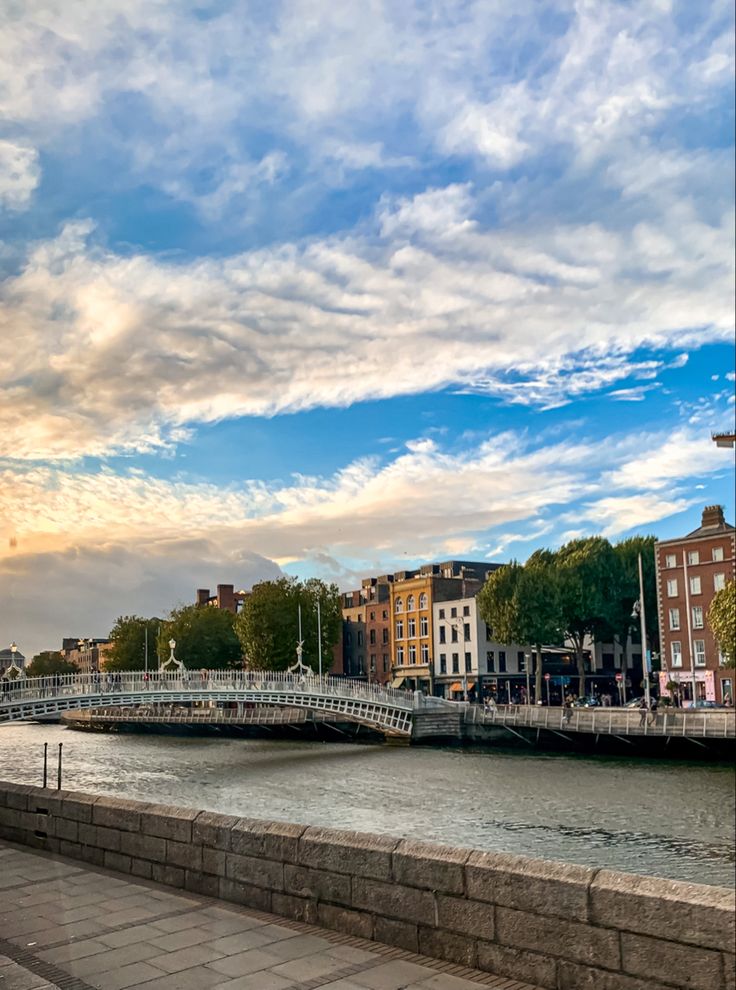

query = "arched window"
[
  {"left": 395, "top": 597, "right": 403, "bottom": 613},
  {"left": 419, "top": 592, "right": 428, "bottom": 609},
  {"left": 407, "top": 595, "right": 415, "bottom": 610}
]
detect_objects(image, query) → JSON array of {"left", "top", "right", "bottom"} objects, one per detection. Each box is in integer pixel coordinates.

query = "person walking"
[
  {"left": 563, "top": 698, "right": 573, "bottom": 724},
  {"left": 638, "top": 697, "right": 648, "bottom": 727},
  {"left": 648, "top": 696, "right": 659, "bottom": 726}
]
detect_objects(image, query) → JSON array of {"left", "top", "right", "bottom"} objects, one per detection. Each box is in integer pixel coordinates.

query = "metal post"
[
  {"left": 42, "top": 743, "right": 48, "bottom": 788},
  {"left": 525, "top": 653, "right": 531, "bottom": 705},
  {"left": 316, "top": 599, "right": 322, "bottom": 679},
  {"left": 545, "top": 676, "right": 550, "bottom": 706},
  {"left": 57, "top": 743, "right": 63, "bottom": 790},
  {"left": 637, "top": 553, "right": 651, "bottom": 708},
  {"left": 683, "top": 551, "right": 698, "bottom": 707},
  {"left": 144, "top": 624, "right": 148, "bottom": 674}
]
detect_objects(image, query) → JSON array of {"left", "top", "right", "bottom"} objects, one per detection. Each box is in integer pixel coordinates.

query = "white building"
[{"left": 432, "top": 597, "right": 530, "bottom": 701}]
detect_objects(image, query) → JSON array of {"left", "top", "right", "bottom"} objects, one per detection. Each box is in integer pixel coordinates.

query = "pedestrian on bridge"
[
  {"left": 648, "top": 697, "right": 659, "bottom": 726},
  {"left": 638, "top": 698, "right": 648, "bottom": 727}
]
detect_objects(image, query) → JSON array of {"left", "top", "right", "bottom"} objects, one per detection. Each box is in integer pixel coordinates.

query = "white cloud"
[{"left": 0, "top": 140, "right": 40, "bottom": 210}]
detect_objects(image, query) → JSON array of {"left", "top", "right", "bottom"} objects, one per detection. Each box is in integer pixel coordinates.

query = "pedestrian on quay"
[
  {"left": 648, "top": 696, "right": 659, "bottom": 725},
  {"left": 563, "top": 698, "right": 573, "bottom": 724},
  {"left": 638, "top": 697, "right": 648, "bottom": 727}
]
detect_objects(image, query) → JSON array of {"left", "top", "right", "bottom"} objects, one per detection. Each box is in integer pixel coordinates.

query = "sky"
[{"left": 1, "top": 0, "right": 735, "bottom": 659}]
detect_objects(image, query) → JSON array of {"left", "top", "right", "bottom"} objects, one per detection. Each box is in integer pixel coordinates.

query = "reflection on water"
[{"left": 1, "top": 723, "right": 733, "bottom": 887}]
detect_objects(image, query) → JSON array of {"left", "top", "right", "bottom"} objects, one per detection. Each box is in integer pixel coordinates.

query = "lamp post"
[
  {"left": 316, "top": 599, "right": 323, "bottom": 679},
  {"left": 7, "top": 642, "right": 21, "bottom": 677},
  {"left": 524, "top": 652, "right": 532, "bottom": 705},
  {"left": 632, "top": 553, "right": 651, "bottom": 708}
]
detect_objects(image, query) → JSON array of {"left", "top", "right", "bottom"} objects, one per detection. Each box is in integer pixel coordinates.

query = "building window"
[
  {"left": 358, "top": 656, "right": 364, "bottom": 675},
  {"left": 382, "top": 610, "right": 388, "bottom": 620},
  {"left": 439, "top": 626, "right": 446, "bottom": 644},
  {"left": 692, "top": 606, "right": 704, "bottom": 629},
  {"left": 498, "top": 651, "right": 507, "bottom": 673},
  {"left": 671, "top": 641, "right": 682, "bottom": 667},
  {"left": 463, "top": 623, "right": 471, "bottom": 641},
  {"left": 690, "top": 576, "right": 701, "bottom": 596},
  {"left": 665, "top": 553, "right": 677, "bottom": 568},
  {"left": 346, "top": 632, "right": 352, "bottom": 646},
  {"left": 383, "top": 654, "right": 389, "bottom": 672},
  {"left": 395, "top": 597, "right": 403, "bottom": 613},
  {"left": 396, "top": 620, "right": 404, "bottom": 639},
  {"left": 452, "top": 652, "right": 459, "bottom": 674},
  {"left": 721, "top": 677, "right": 733, "bottom": 701},
  {"left": 421, "top": 643, "right": 429, "bottom": 663},
  {"left": 357, "top": 631, "right": 364, "bottom": 646},
  {"left": 407, "top": 595, "right": 415, "bottom": 611},
  {"left": 409, "top": 644, "right": 417, "bottom": 664},
  {"left": 687, "top": 550, "right": 700, "bottom": 566},
  {"left": 451, "top": 626, "right": 458, "bottom": 643},
  {"left": 369, "top": 611, "right": 375, "bottom": 621},
  {"left": 396, "top": 645, "right": 404, "bottom": 665},
  {"left": 463, "top": 605, "right": 470, "bottom": 617},
  {"left": 667, "top": 579, "right": 678, "bottom": 597},
  {"left": 712, "top": 546, "right": 724, "bottom": 562},
  {"left": 440, "top": 653, "right": 447, "bottom": 674},
  {"left": 438, "top": 608, "right": 445, "bottom": 619},
  {"left": 518, "top": 651, "right": 526, "bottom": 671},
  {"left": 714, "top": 573, "right": 726, "bottom": 592},
  {"left": 408, "top": 618, "right": 416, "bottom": 637},
  {"left": 669, "top": 608, "right": 680, "bottom": 631},
  {"left": 420, "top": 615, "right": 428, "bottom": 636},
  {"left": 450, "top": 607, "right": 457, "bottom": 618},
  {"left": 369, "top": 629, "right": 376, "bottom": 645},
  {"left": 486, "top": 651, "right": 495, "bottom": 672},
  {"left": 464, "top": 652, "right": 472, "bottom": 672},
  {"left": 694, "top": 640, "right": 706, "bottom": 667},
  {"left": 419, "top": 593, "right": 428, "bottom": 609},
  {"left": 382, "top": 628, "right": 389, "bottom": 644},
  {"left": 370, "top": 654, "right": 376, "bottom": 672}
]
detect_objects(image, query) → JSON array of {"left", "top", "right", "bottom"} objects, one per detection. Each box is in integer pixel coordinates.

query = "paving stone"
[
  {"left": 37, "top": 939, "right": 110, "bottom": 964},
  {"left": 205, "top": 947, "right": 284, "bottom": 977},
  {"left": 124, "top": 965, "right": 224, "bottom": 989},
  {"left": 0, "top": 959, "right": 52, "bottom": 989},
  {"left": 349, "top": 960, "right": 447, "bottom": 989},
  {"left": 205, "top": 929, "right": 285, "bottom": 955},
  {"left": 212, "top": 973, "right": 292, "bottom": 990},
  {"left": 97, "top": 924, "right": 166, "bottom": 948},
  {"left": 270, "top": 951, "right": 347, "bottom": 981},
  {"left": 146, "top": 942, "right": 227, "bottom": 973},
  {"left": 87, "top": 961, "right": 168, "bottom": 990}
]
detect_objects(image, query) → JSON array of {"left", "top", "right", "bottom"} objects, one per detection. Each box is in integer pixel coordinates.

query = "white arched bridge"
[{"left": 0, "top": 671, "right": 454, "bottom": 737}]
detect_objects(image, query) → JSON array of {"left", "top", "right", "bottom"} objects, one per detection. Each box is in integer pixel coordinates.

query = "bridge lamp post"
[{"left": 524, "top": 653, "right": 532, "bottom": 705}]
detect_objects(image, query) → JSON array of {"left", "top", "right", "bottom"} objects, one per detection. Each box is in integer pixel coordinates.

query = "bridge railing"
[
  {"left": 0, "top": 670, "right": 450, "bottom": 713},
  {"left": 464, "top": 703, "right": 736, "bottom": 738}
]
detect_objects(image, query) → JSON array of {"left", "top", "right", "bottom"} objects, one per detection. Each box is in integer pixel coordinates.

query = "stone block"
[
  {"left": 0, "top": 782, "right": 33, "bottom": 810},
  {"left": 374, "top": 916, "right": 419, "bottom": 953},
  {"left": 59, "top": 839, "right": 83, "bottom": 859},
  {"left": 93, "top": 797, "right": 142, "bottom": 832},
  {"left": 184, "top": 870, "right": 219, "bottom": 897},
  {"left": 202, "top": 847, "right": 227, "bottom": 877},
  {"left": 317, "top": 902, "right": 374, "bottom": 941},
  {"left": 466, "top": 850, "right": 593, "bottom": 922},
  {"left": 299, "top": 826, "right": 399, "bottom": 881},
  {"left": 477, "top": 942, "right": 558, "bottom": 990},
  {"left": 621, "top": 932, "right": 725, "bottom": 990},
  {"left": 130, "top": 858, "right": 153, "bottom": 879},
  {"left": 283, "top": 863, "right": 351, "bottom": 905},
  {"left": 392, "top": 838, "right": 470, "bottom": 895},
  {"left": 139, "top": 805, "right": 199, "bottom": 843},
  {"left": 49, "top": 817, "right": 78, "bottom": 842},
  {"left": 419, "top": 926, "right": 477, "bottom": 968},
  {"left": 80, "top": 843, "right": 105, "bottom": 867},
  {"left": 120, "top": 830, "right": 166, "bottom": 862},
  {"left": 352, "top": 876, "right": 434, "bottom": 926},
  {"left": 436, "top": 893, "right": 494, "bottom": 941},
  {"left": 219, "top": 876, "right": 272, "bottom": 912},
  {"left": 557, "top": 960, "right": 687, "bottom": 990},
  {"left": 192, "top": 810, "right": 238, "bottom": 849},
  {"left": 94, "top": 825, "right": 122, "bottom": 851},
  {"left": 272, "top": 892, "right": 319, "bottom": 925},
  {"left": 104, "top": 850, "right": 132, "bottom": 873},
  {"left": 495, "top": 906, "right": 620, "bottom": 970},
  {"left": 61, "top": 792, "right": 99, "bottom": 823},
  {"left": 77, "top": 823, "right": 98, "bottom": 847},
  {"left": 166, "top": 839, "right": 201, "bottom": 871},
  {"left": 591, "top": 870, "right": 736, "bottom": 952},
  {"left": 226, "top": 851, "right": 283, "bottom": 891},
  {"left": 152, "top": 863, "right": 185, "bottom": 888},
  {"left": 230, "top": 817, "right": 306, "bottom": 863},
  {"left": 724, "top": 953, "right": 735, "bottom": 990}
]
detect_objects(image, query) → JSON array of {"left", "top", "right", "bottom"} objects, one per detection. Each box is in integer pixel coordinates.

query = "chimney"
[
  {"left": 701, "top": 505, "right": 725, "bottom": 529},
  {"left": 217, "top": 584, "right": 236, "bottom": 612},
  {"left": 196, "top": 588, "right": 210, "bottom": 606}
]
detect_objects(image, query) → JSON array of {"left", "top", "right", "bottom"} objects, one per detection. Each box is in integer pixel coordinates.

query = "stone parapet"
[{"left": 0, "top": 780, "right": 733, "bottom": 990}]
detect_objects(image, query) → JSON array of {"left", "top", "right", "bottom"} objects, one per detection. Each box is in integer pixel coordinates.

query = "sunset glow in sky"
[{"left": 2, "top": 0, "right": 735, "bottom": 657}]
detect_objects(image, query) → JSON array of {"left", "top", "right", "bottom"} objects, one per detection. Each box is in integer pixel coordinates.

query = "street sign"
[
  {"left": 615, "top": 673, "right": 623, "bottom": 682},
  {"left": 544, "top": 673, "right": 551, "bottom": 681}
]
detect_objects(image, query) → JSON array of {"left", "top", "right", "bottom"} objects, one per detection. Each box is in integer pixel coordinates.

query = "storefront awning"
[
  {"left": 390, "top": 676, "right": 406, "bottom": 689},
  {"left": 449, "top": 681, "right": 475, "bottom": 692}
]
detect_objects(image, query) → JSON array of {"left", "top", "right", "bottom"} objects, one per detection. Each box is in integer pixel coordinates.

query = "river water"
[{"left": 1, "top": 723, "right": 733, "bottom": 887}]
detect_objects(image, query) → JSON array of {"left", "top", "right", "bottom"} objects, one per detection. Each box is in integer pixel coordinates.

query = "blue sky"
[{"left": 0, "top": 0, "right": 734, "bottom": 657}]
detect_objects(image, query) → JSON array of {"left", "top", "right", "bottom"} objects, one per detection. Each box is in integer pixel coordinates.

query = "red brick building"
[
  {"left": 195, "top": 585, "right": 248, "bottom": 613},
  {"left": 341, "top": 576, "right": 393, "bottom": 683},
  {"left": 655, "top": 506, "right": 735, "bottom": 705}
]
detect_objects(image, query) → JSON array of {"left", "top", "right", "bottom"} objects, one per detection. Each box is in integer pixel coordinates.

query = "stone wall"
[{"left": 0, "top": 781, "right": 733, "bottom": 990}]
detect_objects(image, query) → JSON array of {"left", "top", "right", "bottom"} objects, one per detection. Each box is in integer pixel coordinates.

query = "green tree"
[
  {"left": 605, "top": 536, "right": 658, "bottom": 686},
  {"left": 235, "top": 577, "right": 341, "bottom": 671},
  {"left": 158, "top": 605, "right": 242, "bottom": 670},
  {"left": 25, "top": 651, "right": 77, "bottom": 678},
  {"left": 555, "top": 537, "right": 618, "bottom": 697},
  {"left": 708, "top": 580, "right": 736, "bottom": 668},
  {"left": 107, "top": 616, "right": 162, "bottom": 671}
]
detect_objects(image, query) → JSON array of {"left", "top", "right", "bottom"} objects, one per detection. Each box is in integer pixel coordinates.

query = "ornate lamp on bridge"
[
  {"left": 6, "top": 642, "right": 22, "bottom": 679},
  {"left": 160, "top": 638, "right": 184, "bottom": 673}
]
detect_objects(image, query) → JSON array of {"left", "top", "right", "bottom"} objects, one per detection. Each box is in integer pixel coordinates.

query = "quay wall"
[{"left": 0, "top": 781, "right": 733, "bottom": 990}]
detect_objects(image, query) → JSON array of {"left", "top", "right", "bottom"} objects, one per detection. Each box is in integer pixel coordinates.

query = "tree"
[
  {"left": 235, "top": 577, "right": 341, "bottom": 672},
  {"left": 605, "top": 536, "right": 658, "bottom": 685},
  {"left": 555, "top": 537, "right": 618, "bottom": 697},
  {"left": 158, "top": 605, "right": 242, "bottom": 670},
  {"left": 107, "top": 616, "right": 162, "bottom": 671},
  {"left": 708, "top": 580, "right": 735, "bottom": 668},
  {"left": 26, "top": 652, "right": 77, "bottom": 678}
]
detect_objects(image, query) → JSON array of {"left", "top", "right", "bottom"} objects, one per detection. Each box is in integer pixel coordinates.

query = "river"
[{"left": 1, "top": 723, "right": 733, "bottom": 887}]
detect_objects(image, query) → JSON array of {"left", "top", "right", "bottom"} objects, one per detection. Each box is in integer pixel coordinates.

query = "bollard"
[
  {"left": 57, "top": 742, "right": 63, "bottom": 790},
  {"left": 42, "top": 742, "right": 48, "bottom": 789}
]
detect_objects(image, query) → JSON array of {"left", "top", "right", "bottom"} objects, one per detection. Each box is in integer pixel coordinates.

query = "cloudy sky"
[{"left": 2, "top": 0, "right": 734, "bottom": 658}]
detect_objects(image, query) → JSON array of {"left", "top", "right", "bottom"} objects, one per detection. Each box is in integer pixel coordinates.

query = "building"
[
  {"left": 341, "top": 589, "right": 367, "bottom": 678},
  {"left": 341, "top": 576, "right": 393, "bottom": 682},
  {"left": 655, "top": 505, "right": 735, "bottom": 705},
  {"left": 389, "top": 560, "right": 498, "bottom": 693},
  {"left": 61, "top": 638, "right": 114, "bottom": 673},
  {"left": 195, "top": 585, "right": 248, "bottom": 613}
]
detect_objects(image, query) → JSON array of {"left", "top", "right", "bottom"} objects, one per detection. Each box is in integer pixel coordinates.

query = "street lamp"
[
  {"left": 7, "top": 642, "right": 21, "bottom": 677},
  {"left": 524, "top": 653, "right": 532, "bottom": 705}
]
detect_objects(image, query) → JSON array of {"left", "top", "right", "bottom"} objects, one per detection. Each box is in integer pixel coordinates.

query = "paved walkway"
[{"left": 0, "top": 842, "right": 540, "bottom": 990}]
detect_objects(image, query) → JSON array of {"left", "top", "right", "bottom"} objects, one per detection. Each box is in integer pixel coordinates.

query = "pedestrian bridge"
[{"left": 0, "top": 671, "right": 453, "bottom": 737}]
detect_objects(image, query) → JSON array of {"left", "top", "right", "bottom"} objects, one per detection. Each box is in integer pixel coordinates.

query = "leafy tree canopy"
[
  {"left": 605, "top": 536, "right": 658, "bottom": 652},
  {"left": 235, "top": 577, "right": 341, "bottom": 672},
  {"left": 26, "top": 652, "right": 77, "bottom": 678},
  {"left": 708, "top": 580, "right": 735, "bottom": 668},
  {"left": 107, "top": 615, "right": 162, "bottom": 671},
  {"left": 159, "top": 605, "right": 242, "bottom": 670}
]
